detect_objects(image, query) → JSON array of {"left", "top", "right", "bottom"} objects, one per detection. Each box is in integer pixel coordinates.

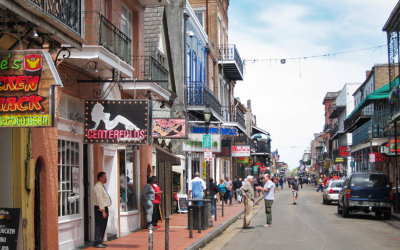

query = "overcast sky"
[{"left": 229, "top": 0, "right": 398, "bottom": 169}]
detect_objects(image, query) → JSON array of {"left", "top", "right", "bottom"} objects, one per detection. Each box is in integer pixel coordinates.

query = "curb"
[{"left": 185, "top": 197, "right": 263, "bottom": 250}]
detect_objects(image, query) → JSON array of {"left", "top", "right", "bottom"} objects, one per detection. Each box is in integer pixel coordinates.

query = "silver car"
[{"left": 323, "top": 180, "right": 344, "bottom": 204}]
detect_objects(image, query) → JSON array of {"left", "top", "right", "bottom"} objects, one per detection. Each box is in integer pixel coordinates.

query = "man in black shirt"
[
  {"left": 290, "top": 177, "right": 300, "bottom": 205},
  {"left": 209, "top": 177, "right": 219, "bottom": 217},
  {"left": 233, "top": 176, "right": 243, "bottom": 203}
]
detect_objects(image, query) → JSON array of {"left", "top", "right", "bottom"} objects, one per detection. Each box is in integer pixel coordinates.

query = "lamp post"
[
  {"left": 368, "top": 129, "right": 373, "bottom": 172},
  {"left": 203, "top": 105, "right": 213, "bottom": 227}
]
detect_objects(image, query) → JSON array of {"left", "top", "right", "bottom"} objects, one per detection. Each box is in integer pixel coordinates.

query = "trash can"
[
  {"left": 393, "top": 189, "right": 400, "bottom": 213},
  {"left": 188, "top": 199, "right": 208, "bottom": 230}
]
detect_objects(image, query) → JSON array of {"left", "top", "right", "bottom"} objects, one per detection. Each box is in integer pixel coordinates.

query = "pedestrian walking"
[
  {"left": 224, "top": 176, "right": 233, "bottom": 205},
  {"left": 257, "top": 174, "right": 275, "bottom": 228},
  {"left": 290, "top": 176, "right": 300, "bottom": 205},
  {"left": 209, "top": 177, "right": 219, "bottom": 217},
  {"left": 142, "top": 177, "right": 155, "bottom": 228},
  {"left": 189, "top": 172, "right": 206, "bottom": 205},
  {"left": 151, "top": 176, "right": 162, "bottom": 229},
  {"left": 316, "top": 175, "right": 324, "bottom": 192},
  {"left": 240, "top": 175, "right": 255, "bottom": 229},
  {"left": 218, "top": 179, "right": 226, "bottom": 204},
  {"left": 93, "top": 172, "right": 112, "bottom": 248},
  {"left": 279, "top": 177, "right": 283, "bottom": 190},
  {"left": 234, "top": 177, "right": 243, "bottom": 203}
]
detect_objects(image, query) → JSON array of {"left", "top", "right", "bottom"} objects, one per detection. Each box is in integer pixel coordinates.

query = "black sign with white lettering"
[{"left": 0, "top": 208, "right": 20, "bottom": 250}]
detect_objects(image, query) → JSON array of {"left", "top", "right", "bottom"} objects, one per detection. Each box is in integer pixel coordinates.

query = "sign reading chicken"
[
  {"left": 0, "top": 50, "right": 62, "bottom": 127},
  {"left": 84, "top": 100, "right": 150, "bottom": 144}
]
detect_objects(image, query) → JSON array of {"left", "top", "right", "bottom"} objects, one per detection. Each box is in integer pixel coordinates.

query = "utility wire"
[{"left": 243, "top": 44, "right": 386, "bottom": 63}]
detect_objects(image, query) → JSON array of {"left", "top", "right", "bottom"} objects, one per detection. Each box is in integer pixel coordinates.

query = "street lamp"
[{"left": 203, "top": 105, "right": 213, "bottom": 227}]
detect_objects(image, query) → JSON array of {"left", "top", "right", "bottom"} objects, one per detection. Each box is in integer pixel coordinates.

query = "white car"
[{"left": 323, "top": 180, "right": 344, "bottom": 204}]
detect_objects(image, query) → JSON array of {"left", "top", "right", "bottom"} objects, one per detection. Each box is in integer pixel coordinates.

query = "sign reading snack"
[
  {"left": 152, "top": 118, "right": 186, "bottom": 138},
  {"left": 84, "top": 100, "right": 149, "bottom": 144},
  {"left": 0, "top": 50, "right": 61, "bottom": 127}
]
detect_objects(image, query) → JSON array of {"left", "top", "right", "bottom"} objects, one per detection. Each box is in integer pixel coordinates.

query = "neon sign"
[{"left": 0, "top": 51, "right": 60, "bottom": 127}]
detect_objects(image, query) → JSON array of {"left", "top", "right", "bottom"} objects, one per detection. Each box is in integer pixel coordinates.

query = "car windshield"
[
  {"left": 330, "top": 181, "right": 343, "bottom": 188},
  {"left": 351, "top": 174, "right": 389, "bottom": 188}
]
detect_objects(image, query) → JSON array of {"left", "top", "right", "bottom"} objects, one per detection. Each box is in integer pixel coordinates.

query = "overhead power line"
[{"left": 242, "top": 44, "right": 386, "bottom": 64}]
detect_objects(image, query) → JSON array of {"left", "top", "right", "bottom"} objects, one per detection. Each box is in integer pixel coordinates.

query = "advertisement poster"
[
  {"left": 0, "top": 50, "right": 62, "bottom": 128},
  {"left": 152, "top": 118, "right": 186, "bottom": 138},
  {"left": 0, "top": 208, "right": 21, "bottom": 250},
  {"left": 84, "top": 100, "right": 149, "bottom": 144},
  {"left": 231, "top": 145, "right": 251, "bottom": 157},
  {"left": 72, "top": 167, "right": 79, "bottom": 194}
]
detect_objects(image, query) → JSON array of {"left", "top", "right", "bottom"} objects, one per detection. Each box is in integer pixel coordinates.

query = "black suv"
[{"left": 338, "top": 172, "right": 392, "bottom": 219}]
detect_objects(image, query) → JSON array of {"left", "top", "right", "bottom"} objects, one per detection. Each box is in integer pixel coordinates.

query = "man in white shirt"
[
  {"left": 257, "top": 174, "right": 275, "bottom": 228},
  {"left": 93, "top": 172, "right": 112, "bottom": 248}
]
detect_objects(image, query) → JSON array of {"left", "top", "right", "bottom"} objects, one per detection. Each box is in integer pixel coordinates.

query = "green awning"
[{"left": 347, "top": 77, "right": 399, "bottom": 120}]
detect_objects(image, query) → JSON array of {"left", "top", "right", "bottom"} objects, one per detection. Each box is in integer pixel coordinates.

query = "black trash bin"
[
  {"left": 188, "top": 199, "right": 208, "bottom": 230},
  {"left": 393, "top": 189, "right": 400, "bottom": 213}
]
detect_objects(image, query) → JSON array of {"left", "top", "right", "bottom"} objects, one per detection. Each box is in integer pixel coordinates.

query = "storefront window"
[
  {"left": 58, "top": 139, "right": 80, "bottom": 217},
  {"left": 120, "top": 147, "right": 138, "bottom": 211}
]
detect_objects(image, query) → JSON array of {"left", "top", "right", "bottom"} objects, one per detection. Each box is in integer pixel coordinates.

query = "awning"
[
  {"left": 347, "top": 77, "right": 398, "bottom": 120},
  {"left": 155, "top": 145, "right": 181, "bottom": 165},
  {"left": 252, "top": 126, "right": 270, "bottom": 136}
]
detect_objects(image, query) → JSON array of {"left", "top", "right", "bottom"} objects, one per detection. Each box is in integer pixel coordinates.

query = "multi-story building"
[{"left": 329, "top": 83, "right": 360, "bottom": 175}]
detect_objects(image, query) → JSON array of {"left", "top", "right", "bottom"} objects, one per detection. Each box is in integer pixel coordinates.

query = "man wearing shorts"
[{"left": 290, "top": 176, "right": 300, "bottom": 205}]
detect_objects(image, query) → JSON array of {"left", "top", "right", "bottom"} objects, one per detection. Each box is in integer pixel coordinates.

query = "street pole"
[{"left": 395, "top": 118, "right": 399, "bottom": 213}]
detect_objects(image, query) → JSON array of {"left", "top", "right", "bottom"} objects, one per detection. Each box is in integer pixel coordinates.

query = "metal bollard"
[
  {"left": 197, "top": 205, "right": 201, "bottom": 233},
  {"left": 222, "top": 198, "right": 224, "bottom": 217},
  {"left": 189, "top": 207, "right": 193, "bottom": 238},
  {"left": 165, "top": 217, "right": 169, "bottom": 250},
  {"left": 148, "top": 225, "right": 153, "bottom": 250},
  {"left": 214, "top": 198, "right": 217, "bottom": 221}
]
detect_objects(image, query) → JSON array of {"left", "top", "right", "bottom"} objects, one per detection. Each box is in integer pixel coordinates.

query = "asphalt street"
[{"left": 203, "top": 184, "right": 400, "bottom": 250}]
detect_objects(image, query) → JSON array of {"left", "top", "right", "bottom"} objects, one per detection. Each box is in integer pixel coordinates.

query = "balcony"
[
  {"left": 344, "top": 107, "right": 372, "bottom": 133},
  {"left": 68, "top": 11, "right": 133, "bottom": 78},
  {"left": 187, "top": 82, "right": 222, "bottom": 118},
  {"left": 139, "top": 0, "right": 170, "bottom": 6},
  {"left": 121, "top": 50, "right": 174, "bottom": 102},
  {"left": 218, "top": 44, "right": 244, "bottom": 81},
  {"left": 236, "top": 109, "right": 246, "bottom": 131},
  {"left": 220, "top": 106, "right": 246, "bottom": 132},
  {"left": 27, "top": 0, "right": 81, "bottom": 35}
]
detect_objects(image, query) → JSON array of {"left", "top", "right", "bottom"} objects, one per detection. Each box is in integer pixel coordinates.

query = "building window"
[
  {"left": 194, "top": 11, "right": 204, "bottom": 28},
  {"left": 58, "top": 139, "right": 80, "bottom": 217},
  {"left": 120, "top": 147, "right": 138, "bottom": 212}
]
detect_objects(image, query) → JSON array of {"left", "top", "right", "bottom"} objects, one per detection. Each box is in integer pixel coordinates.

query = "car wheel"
[
  {"left": 337, "top": 202, "right": 342, "bottom": 214},
  {"left": 327, "top": 200, "right": 331, "bottom": 205},
  {"left": 323, "top": 196, "right": 326, "bottom": 204},
  {"left": 384, "top": 211, "right": 391, "bottom": 220},
  {"left": 342, "top": 204, "right": 349, "bottom": 218}
]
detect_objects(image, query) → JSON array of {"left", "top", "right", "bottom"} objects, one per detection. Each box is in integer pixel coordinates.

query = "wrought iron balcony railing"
[
  {"left": 187, "top": 82, "right": 221, "bottom": 116},
  {"left": 132, "top": 50, "right": 169, "bottom": 89},
  {"left": 28, "top": 0, "right": 81, "bottom": 35},
  {"left": 218, "top": 44, "right": 244, "bottom": 81},
  {"left": 344, "top": 107, "right": 373, "bottom": 132},
  {"left": 83, "top": 11, "right": 131, "bottom": 65},
  {"left": 236, "top": 109, "right": 246, "bottom": 129}
]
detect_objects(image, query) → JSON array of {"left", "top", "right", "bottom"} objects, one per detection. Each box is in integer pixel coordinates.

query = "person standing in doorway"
[
  {"left": 290, "top": 176, "right": 300, "bottom": 205},
  {"left": 93, "top": 172, "right": 112, "bottom": 248},
  {"left": 257, "top": 174, "right": 275, "bottom": 227},
  {"left": 240, "top": 175, "right": 255, "bottom": 229},
  {"left": 142, "top": 177, "right": 155, "bottom": 228},
  {"left": 151, "top": 176, "right": 162, "bottom": 229}
]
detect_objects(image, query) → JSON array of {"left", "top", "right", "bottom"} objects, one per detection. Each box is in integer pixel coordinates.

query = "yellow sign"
[
  {"left": 335, "top": 158, "right": 344, "bottom": 162},
  {"left": 202, "top": 159, "right": 206, "bottom": 179}
]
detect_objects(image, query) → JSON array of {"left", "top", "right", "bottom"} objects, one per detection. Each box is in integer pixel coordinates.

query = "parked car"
[
  {"left": 337, "top": 172, "right": 392, "bottom": 219},
  {"left": 323, "top": 180, "right": 344, "bottom": 204}
]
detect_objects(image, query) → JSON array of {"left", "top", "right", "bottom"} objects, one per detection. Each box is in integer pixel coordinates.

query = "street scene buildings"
[{"left": 0, "top": 1, "right": 399, "bottom": 250}]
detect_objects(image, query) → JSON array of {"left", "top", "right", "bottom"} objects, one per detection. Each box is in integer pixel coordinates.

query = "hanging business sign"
[
  {"left": 84, "top": 100, "right": 149, "bottom": 144},
  {"left": 0, "top": 50, "right": 62, "bottom": 128},
  {"left": 231, "top": 145, "right": 250, "bottom": 157},
  {"left": 191, "top": 126, "right": 237, "bottom": 135},
  {"left": 152, "top": 118, "right": 186, "bottom": 138},
  {"left": 339, "top": 146, "right": 350, "bottom": 157},
  {"left": 183, "top": 134, "right": 221, "bottom": 152},
  {"left": 335, "top": 157, "right": 344, "bottom": 163},
  {"left": 237, "top": 157, "right": 249, "bottom": 164},
  {"left": 0, "top": 208, "right": 20, "bottom": 250}
]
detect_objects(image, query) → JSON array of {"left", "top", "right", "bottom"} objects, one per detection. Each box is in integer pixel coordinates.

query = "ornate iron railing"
[
  {"left": 28, "top": 0, "right": 81, "bottom": 35},
  {"left": 83, "top": 11, "right": 131, "bottom": 65},
  {"left": 132, "top": 50, "right": 169, "bottom": 90},
  {"left": 219, "top": 44, "right": 244, "bottom": 76},
  {"left": 236, "top": 109, "right": 246, "bottom": 129},
  {"left": 187, "top": 82, "right": 221, "bottom": 116}
]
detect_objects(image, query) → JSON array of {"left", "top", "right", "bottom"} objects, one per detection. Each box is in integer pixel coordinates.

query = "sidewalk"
[{"left": 84, "top": 197, "right": 262, "bottom": 250}]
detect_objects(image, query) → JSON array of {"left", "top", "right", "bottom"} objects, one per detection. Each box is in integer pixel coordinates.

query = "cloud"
[{"left": 229, "top": 0, "right": 398, "bottom": 169}]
